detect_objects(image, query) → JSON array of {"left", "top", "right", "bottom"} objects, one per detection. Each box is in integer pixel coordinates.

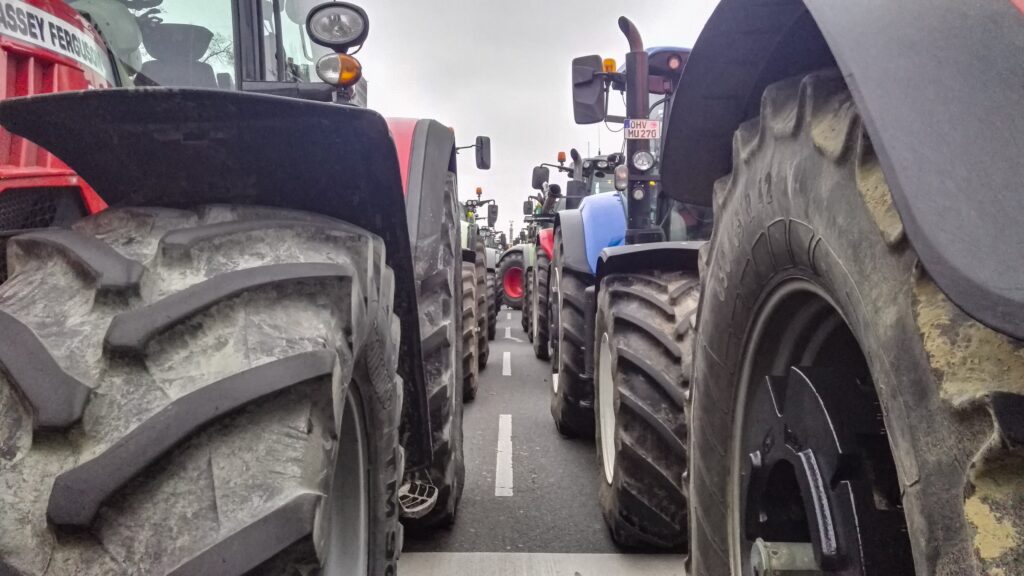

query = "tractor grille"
[
  {"left": 0, "top": 51, "right": 58, "bottom": 171},
  {"left": 0, "top": 187, "right": 85, "bottom": 283}
]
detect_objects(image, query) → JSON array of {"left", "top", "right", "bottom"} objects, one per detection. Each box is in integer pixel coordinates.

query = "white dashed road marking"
[
  {"left": 502, "top": 351, "right": 511, "bottom": 376},
  {"left": 495, "top": 414, "right": 513, "bottom": 497},
  {"left": 504, "top": 326, "right": 511, "bottom": 339},
  {"left": 507, "top": 312, "right": 512, "bottom": 320}
]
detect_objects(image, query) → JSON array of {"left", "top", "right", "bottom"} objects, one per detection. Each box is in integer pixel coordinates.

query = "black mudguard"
[
  {"left": 554, "top": 209, "right": 590, "bottom": 276},
  {"left": 0, "top": 88, "right": 434, "bottom": 467},
  {"left": 662, "top": 0, "right": 1024, "bottom": 339},
  {"left": 595, "top": 241, "right": 704, "bottom": 281}
]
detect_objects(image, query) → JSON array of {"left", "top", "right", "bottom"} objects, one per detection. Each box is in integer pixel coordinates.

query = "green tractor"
[
  {"left": 478, "top": 226, "right": 505, "bottom": 340},
  {"left": 458, "top": 188, "right": 499, "bottom": 400}
]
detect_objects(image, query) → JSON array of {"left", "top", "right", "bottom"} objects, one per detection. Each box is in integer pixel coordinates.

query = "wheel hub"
[
  {"left": 503, "top": 267, "right": 523, "bottom": 299},
  {"left": 738, "top": 366, "right": 911, "bottom": 576},
  {"left": 321, "top": 387, "right": 370, "bottom": 575}
]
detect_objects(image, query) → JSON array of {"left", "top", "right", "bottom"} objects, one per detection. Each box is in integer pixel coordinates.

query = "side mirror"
[
  {"left": 523, "top": 200, "right": 534, "bottom": 215},
  {"left": 475, "top": 136, "right": 491, "bottom": 170},
  {"left": 531, "top": 166, "right": 550, "bottom": 190},
  {"left": 487, "top": 204, "right": 498, "bottom": 227},
  {"left": 614, "top": 164, "right": 629, "bottom": 191},
  {"left": 572, "top": 55, "right": 606, "bottom": 124}
]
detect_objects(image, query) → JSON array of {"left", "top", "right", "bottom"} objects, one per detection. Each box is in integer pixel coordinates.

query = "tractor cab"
[
  {"left": 68, "top": 0, "right": 371, "bottom": 104},
  {"left": 574, "top": 152, "right": 623, "bottom": 196}
]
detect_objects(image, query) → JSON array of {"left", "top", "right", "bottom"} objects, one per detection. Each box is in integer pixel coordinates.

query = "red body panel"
[
  {"left": 386, "top": 118, "right": 418, "bottom": 197},
  {"left": 537, "top": 227, "right": 554, "bottom": 261},
  {"left": 0, "top": 0, "right": 111, "bottom": 214}
]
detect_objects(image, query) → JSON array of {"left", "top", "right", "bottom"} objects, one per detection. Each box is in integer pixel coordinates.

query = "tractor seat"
[
  {"left": 139, "top": 23, "right": 218, "bottom": 88},
  {"left": 139, "top": 60, "right": 217, "bottom": 88}
]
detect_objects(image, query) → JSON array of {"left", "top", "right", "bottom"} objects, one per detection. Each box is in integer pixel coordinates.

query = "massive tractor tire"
[
  {"left": 550, "top": 230, "right": 594, "bottom": 438},
  {"left": 474, "top": 236, "right": 489, "bottom": 369},
  {"left": 523, "top": 267, "right": 533, "bottom": 339},
  {"left": 0, "top": 206, "right": 403, "bottom": 575},
  {"left": 497, "top": 250, "right": 525, "bottom": 310},
  {"left": 595, "top": 272, "right": 699, "bottom": 550},
  {"left": 486, "top": 270, "right": 497, "bottom": 340},
  {"left": 404, "top": 172, "right": 465, "bottom": 530},
  {"left": 690, "top": 70, "right": 1024, "bottom": 576},
  {"left": 461, "top": 261, "right": 480, "bottom": 402},
  {"left": 532, "top": 246, "right": 551, "bottom": 360}
]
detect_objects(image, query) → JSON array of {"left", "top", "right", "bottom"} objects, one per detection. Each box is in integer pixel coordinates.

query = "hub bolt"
[{"left": 750, "top": 539, "right": 822, "bottom": 576}]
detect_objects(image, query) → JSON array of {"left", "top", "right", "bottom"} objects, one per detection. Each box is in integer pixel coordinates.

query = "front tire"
[
  {"left": 461, "top": 261, "right": 480, "bottom": 402},
  {"left": 595, "top": 272, "right": 698, "bottom": 550},
  {"left": 0, "top": 206, "right": 403, "bottom": 575},
  {"left": 474, "top": 235, "right": 489, "bottom": 369},
  {"left": 523, "top": 267, "right": 534, "bottom": 339},
  {"left": 486, "top": 270, "right": 497, "bottom": 340},
  {"left": 532, "top": 247, "right": 551, "bottom": 359},
  {"left": 404, "top": 172, "right": 465, "bottom": 530},
  {"left": 497, "top": 251, "right": 525, "bottom": 310},
  {"left": 550, "top": 231, "right": 594, "bottom": 438},
  {"left": 689, "top": 71, "right": 1022, "bottom": 575}
]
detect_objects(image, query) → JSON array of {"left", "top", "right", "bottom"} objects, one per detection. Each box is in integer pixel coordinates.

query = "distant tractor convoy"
[{"left": 1, "top": 0, "right": 1022, "bottom": 575}]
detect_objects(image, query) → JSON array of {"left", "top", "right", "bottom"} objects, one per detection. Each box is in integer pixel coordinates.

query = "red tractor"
[
  {"left": 0, "top": 1, "right": 489, "bottom": 573},
  {"left": 0, "top": 0, "right": 111, "bottom": 279}
]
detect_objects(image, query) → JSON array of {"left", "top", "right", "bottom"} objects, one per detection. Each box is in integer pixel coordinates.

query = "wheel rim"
[
  {"left": 503, "top": 267, "right": 523, "bottom": 299},
  {"left": 728, "top": 279, "right": 912, "bottom": 576},
  {"left": 598, "top": 333, "right": 616, "bottom": 485},
  {"left": 322, "top": 386, "right": 370, "bottom": 575}
]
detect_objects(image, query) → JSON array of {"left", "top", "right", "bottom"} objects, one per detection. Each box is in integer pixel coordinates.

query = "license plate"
[{"left": 624, "top": 119, "right": 661, "bottom": 140}]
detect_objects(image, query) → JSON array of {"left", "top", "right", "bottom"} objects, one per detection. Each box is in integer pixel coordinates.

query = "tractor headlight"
[
  {"left": 306, "top": 2, "right": 369, "bottom": 51},
  {"left": 632, "top": 150, "right": 655, "bottom": 172}
]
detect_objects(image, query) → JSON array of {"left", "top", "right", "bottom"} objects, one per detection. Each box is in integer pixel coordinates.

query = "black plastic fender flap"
[
  {"left": 596, "top": 241, "right": 704, "bottom": 281},
  {"left": 0, "top": 88, "right": 434, "bottom": 469}
]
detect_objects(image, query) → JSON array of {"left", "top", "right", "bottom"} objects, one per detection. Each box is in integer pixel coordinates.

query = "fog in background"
[{"left": 354, "top": 0, "right": 718, "bottom": 238}]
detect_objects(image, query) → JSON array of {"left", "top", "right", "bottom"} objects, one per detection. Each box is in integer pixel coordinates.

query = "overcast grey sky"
[{"left": 354, "top": 0, "right": 718, "bottom": 237}]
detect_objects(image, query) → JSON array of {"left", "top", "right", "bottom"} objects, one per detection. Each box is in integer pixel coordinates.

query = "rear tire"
[
  {"left": 551, "top": 231, "right": 594, "bottom": 438},
  {"left": 461, "top": 261, "right": 479, "bottom": 402},
  {"left": 475, "top": 236, "right": 489, "bottom": 369},
  {"left": 689, "top": 71, "right": 1022, "bottom": 575},
  {"left": 532, "top": 247, "right": 551, "bottom": 360},
  {"left": 0, "top": 205, "right": 403, "bottom": 575},
  {"left": 595, "top": 272, "right": 698, "bottom": 550}
]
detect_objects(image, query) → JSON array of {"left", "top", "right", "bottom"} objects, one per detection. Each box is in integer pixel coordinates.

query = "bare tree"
[{"left": 202, "top": 33, "right": 234, "bottom": 66}]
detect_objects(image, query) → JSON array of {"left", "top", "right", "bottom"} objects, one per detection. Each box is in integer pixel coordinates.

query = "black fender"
[
  {"left": 498, "top": 245, "right": 524, "bottom": 264},
  {"left": 586, "top": 241, "right": 704, "bottom": 376},
  {"left": 662, "top": 0, "right": 1024, "bottom": 339},
  {"left": 554, "top": 209, "right": 590, "bottom": 276},
  {"left": 0, "top": 88, "right": 436, "bottom": 467},
  {"left": 595, "top": 241, "right": 704, "bottom": 284},
  {"left": 404, "top": 119, "right": 456, "bottom": 247}
]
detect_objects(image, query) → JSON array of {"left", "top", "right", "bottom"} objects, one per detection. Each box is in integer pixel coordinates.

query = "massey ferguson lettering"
[{"left": 0, "top": 0, "right": 113, "bottom": 82}]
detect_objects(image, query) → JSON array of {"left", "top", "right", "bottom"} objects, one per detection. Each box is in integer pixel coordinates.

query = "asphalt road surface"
[{"left": 401, "top": 309, "right": 685, "bottom": 576}]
